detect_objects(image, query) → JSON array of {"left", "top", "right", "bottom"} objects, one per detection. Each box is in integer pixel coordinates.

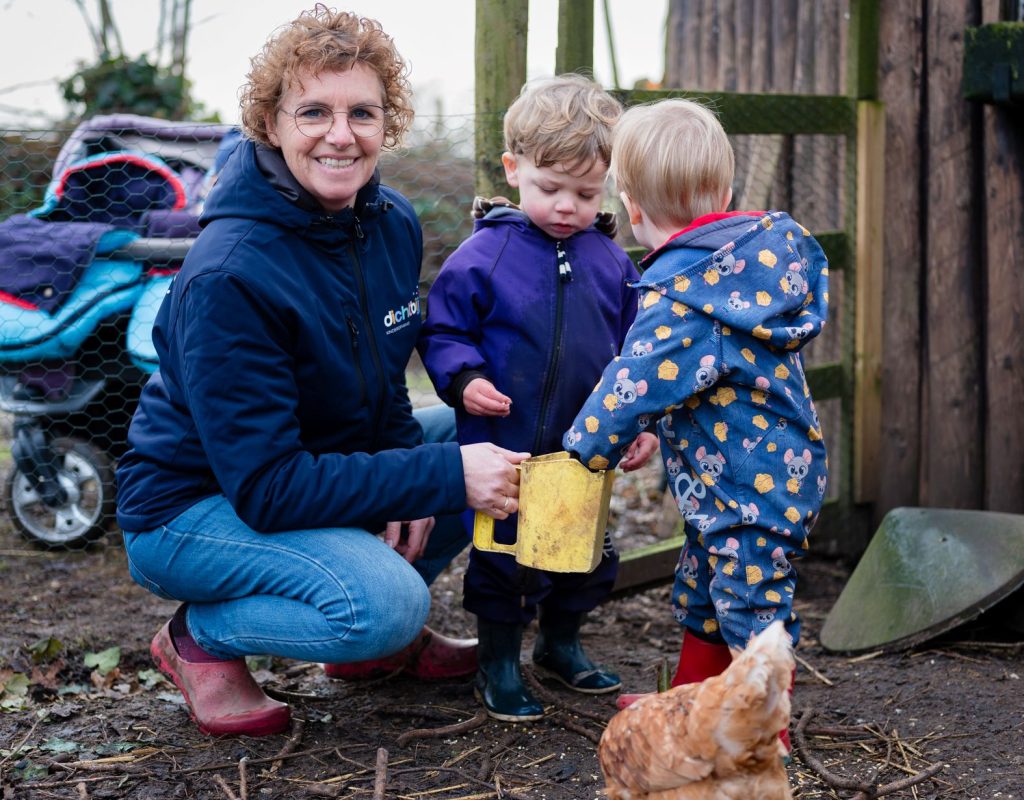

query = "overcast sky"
[{"left": 0, "top": 1, "right": 668, "bottom": 127}]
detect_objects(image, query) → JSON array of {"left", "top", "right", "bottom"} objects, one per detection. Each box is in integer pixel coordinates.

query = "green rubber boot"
[
  {"left": 474, "top": 618, "right": 545, "bottom": 722},
  {"left": 532, "top": 609, "right": 621, "bottom": 694}
]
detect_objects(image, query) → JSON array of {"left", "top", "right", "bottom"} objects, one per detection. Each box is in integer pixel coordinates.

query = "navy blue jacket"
[
  {"left": 116, "top": 140, "right": 465, "bottom": 534},
  {"left": 418, "top": 206, "right": 639, "bottom": 457}
]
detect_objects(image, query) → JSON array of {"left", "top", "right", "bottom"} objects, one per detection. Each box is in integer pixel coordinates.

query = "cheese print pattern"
[{"left": 563, "top": 212, "right": 829, "bottom": 648}]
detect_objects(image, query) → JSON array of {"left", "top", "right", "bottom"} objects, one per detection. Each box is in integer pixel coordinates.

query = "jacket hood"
[
  {"left": 199, "top": 138, "right": 392, "bottom": 242},
  {"left": 472, "top": 199, "right": 618, "bottom": 240},
  {"left": 637, "top": 211, "right": 829, "bottom": 352}
]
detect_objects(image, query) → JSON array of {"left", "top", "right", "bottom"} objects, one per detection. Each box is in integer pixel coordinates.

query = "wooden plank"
[
  {"left": 615, "top": 90, "right": 859, "bottom": 135},
  {"left": 555, "top": 0, "right": 594, "bottom": 75},
  {"left": 875, "top": 0, "right": 924, "bottom": 516},
  {"left": 981, "top": 45, "right": 1024, "bottom": 507},
  {"left": 717, "top": 0, "right": 737, "bottom": 91},
  {"left": 611, "top": 498, "right": 851, "bottom": 596},
  {"left": 612, "top": 535, "right": 683, "bottom": 596},
  {"left": 921, "top": 0, "right": 983, "bottom": 508},
  {"left": 853, "top": 101, "right": 886, "bottom": 503},
  {"left": 474, "top": 0, "right": 528, "bottom": 198},
  {"left": 982, "top": 8, "right": 1024, "bottom": 514}
]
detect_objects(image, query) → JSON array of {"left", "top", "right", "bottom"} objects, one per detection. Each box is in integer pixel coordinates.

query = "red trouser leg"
[{"left": 617, "top": 630, "right": 733, "bottom": 709}]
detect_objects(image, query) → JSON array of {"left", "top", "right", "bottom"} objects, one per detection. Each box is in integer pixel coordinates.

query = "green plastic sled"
[{"left": 820, "top": 506, "right": 1024, "bottom": 653}]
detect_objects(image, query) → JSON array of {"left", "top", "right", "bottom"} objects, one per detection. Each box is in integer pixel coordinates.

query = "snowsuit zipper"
[{"left": 532, "top": 242, "right": 567, "bottom": 455}]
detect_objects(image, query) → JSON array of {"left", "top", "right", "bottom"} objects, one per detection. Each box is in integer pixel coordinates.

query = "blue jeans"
[{"left": 123, "top": 404, "right": 468, "bottom": 663}]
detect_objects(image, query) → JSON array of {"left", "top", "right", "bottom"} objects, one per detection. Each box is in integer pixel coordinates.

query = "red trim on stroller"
[
  {"left": 54, "top": 153, "right": 188, "bottom": 211},
  {"left": 0, "top": 290, "right": 40, "bottom": 311}
]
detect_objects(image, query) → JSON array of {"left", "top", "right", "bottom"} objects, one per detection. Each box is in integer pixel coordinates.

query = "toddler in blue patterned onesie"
[{"left": 562, "top": 99, "right": 828, "bottom": 750}]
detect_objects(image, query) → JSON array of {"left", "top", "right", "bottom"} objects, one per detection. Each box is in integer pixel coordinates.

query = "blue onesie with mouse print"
[{"left": 563, "top": 210, "right": 828, "bottom": 649}]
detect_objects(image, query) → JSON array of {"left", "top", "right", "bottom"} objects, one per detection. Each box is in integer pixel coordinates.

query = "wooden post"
[
  {"left": 847, "top": 0, "right": 881, "bottom": 99},
  {"left": 921, "top": 0, "right": 983, "bottom": 508},
  {"left": 475, "top": 0, "right": 528, "bottom": 197},
  {"left": 875, "top": 0, "right": 924, "bottom": 518},
  {"left": 982, "top": 0, "right": 1024, "bottom": 512},
  {"left": 853, "top": 100, "right": 885, "bottom": 503},
  {"left": 556, "top": 0, "right": 594, "bottom": 74}
]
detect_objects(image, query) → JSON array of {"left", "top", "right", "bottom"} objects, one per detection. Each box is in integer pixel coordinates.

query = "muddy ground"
[{"left": 1, "top": 453, "right": 1022, "bottom": 800}]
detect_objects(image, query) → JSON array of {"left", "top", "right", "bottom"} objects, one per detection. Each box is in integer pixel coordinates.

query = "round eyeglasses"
[{"left": 280, "top": 103, "right": 387, "bottom": 138}]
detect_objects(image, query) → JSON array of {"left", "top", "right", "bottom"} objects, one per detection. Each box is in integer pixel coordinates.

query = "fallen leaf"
[{"left": 83, "top": 646, "right": 121, "bottom": 676}]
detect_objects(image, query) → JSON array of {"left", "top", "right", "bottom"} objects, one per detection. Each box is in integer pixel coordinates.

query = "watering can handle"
[{"left": 472, "top": 512, "right": 518, "bottom": 555}]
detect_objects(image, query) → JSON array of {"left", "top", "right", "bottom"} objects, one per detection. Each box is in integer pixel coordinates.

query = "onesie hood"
[{"left": 638, "top": 211, "right": 829, "bottom": 352}]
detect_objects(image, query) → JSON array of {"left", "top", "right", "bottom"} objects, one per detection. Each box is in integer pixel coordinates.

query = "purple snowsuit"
[{"left": 418, "top": 205, "right": 639, "bottom": 623}]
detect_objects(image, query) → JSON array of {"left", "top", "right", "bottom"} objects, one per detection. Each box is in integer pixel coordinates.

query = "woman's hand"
[
  {"left": 384, "top": 517, "right": 435, "bottom": 563},
  {"left": 463, "top": 378, "right": 512, "bottom": 417},
  {"left": 461, "top": 442, "right": 530, "bottom": 518},
  {"left": 619, "top": 432, "right": 660, "bottom": 472}
]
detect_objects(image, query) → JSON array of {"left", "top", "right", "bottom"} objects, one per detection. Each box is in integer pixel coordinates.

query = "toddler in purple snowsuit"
[{"left": 419, "top": 75, "right": 658, "bottom": 722}]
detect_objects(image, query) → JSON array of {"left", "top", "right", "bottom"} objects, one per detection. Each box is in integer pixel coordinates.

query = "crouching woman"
[{"left": 116, "top": 5, "right": 527, "bottom": 737}]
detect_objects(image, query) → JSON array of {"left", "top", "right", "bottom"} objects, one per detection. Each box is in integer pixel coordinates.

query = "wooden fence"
[
  {"left": 474, "top": 0, "right": 1024, "bottom": 584},
  {"left": 660, "top": 0, "right": 1024, "bottom": 521}
]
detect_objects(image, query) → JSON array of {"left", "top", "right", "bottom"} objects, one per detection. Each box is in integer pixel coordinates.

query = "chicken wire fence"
[{"left": 0, "top": 103, "right": 856, "bottom": 554}]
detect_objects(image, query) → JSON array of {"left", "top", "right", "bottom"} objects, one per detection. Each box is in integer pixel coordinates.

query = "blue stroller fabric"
[
  {"left": 0, "top": 150, "right": 188, "bottom": 314},
  {"left": 0, "top": 215, "right": 118, "bottom": 313}
]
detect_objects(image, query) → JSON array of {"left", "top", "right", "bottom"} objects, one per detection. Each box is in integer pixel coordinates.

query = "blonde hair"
[
  {"left": 503, "top": 74, "right": 622, "bottom": 173},
  {"left": 611, "top": 99, "right": 734, "bottom": 227},
  {"left": 240, "top": 4, "right": 413, "bottom": 149}
]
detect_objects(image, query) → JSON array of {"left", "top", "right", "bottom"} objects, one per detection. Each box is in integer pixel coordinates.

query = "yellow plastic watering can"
[{"left": 472, "top": 451, "right": 616, "bottom": 573}]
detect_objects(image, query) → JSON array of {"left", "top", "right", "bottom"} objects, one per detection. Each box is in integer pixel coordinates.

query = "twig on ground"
[
  {"left": 478, "top": 730, "right": 520, "bottom": 782},
  {"left": 849, "top": 762, "right": 945, "bottom": 800},
  {"left": 548, "top": 711, "right": 602, "bottom": 745},
  {"left": 847, "top": 651, "right": 885, "bottom": 663},
  {"left": 795, "top": 707, "right": 945, "bottom": 799},
  {"left": 271, "top": 715, "right": 306, "bottom": 774},
  {"left": 795, "top": 652, "right": 834, "bottom": 686},
  {"left": 396, "top": 710, "right": 488, "bottom": 747},
  {"left": 238, "top": 756, "right": 249, "bottom": 800},
  {"left": 794, "top": 708, "right": 880, "bottom": 794},
  {"left": 377, "top": 704, "right": 468, "bottom": 721},
  {"left": 0, "top": 710, "right": 48, "bottom": 771},
  {"left": 212, "top": 773, "right": 239, "bottom": 800},
  {"left": 75, "top": 782, "right": 89, "bottom": 800},
  {"left": 263, "top": 685, "right": 336, "bottom": 702},
  {"left": 372, "top": 747, "right": 388, "bottom": 800},
  {"left": 180, "top": 745, "right": 338, "bottom": 774}
]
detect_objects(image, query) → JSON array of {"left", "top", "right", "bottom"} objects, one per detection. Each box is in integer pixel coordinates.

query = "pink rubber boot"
[
  {"left": 616, "top": 631, "right": 734, "bottom": 709},
  {"left": 324, "top": 626, "right": 477, "bottom": 681},
  {"left": 150, "top": 621, "right": 290, "bottom": 737}
]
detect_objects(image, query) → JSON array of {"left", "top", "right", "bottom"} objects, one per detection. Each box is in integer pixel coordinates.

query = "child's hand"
[
  {"left": 463, "top": 378, "right": 512, "bottom": 417},
  {"left": 619, "top": 432, "right": 659, "bottom": 472},
  {"left": 384, "top": 517, "right": 435, "bottom": 563}
]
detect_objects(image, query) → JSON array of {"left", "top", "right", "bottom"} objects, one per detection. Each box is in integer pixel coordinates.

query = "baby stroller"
[{"left": 0, "top": 114, "right": 236, "bottom": 548}]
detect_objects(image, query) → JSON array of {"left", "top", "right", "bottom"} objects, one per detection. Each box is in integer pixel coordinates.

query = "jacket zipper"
[
  {"left": 346, "top": 314, "right": 369, "bottom": 408},
  {"left": 348, "top": 224, "right": 387, "bottom": 438},
  {"left": 532, "top": 241, "right": 569, "bottom": 455}
]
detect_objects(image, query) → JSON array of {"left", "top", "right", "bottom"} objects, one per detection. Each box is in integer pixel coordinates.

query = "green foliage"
[
  {"left": 83, "top": 646, "right": 120, "bottom": 676},
  {"left": 28, "top": 637, "right": 63, "bottom": 664},
  {"left": 0, "top": 134, "right": 61, "bottom": 222},
  {"left": 60, "top": 54, "right": 193, "bottom": 120}
]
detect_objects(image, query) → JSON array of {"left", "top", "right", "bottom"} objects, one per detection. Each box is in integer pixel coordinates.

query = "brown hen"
[{"left": 599, "top": 620, "right": 794, "bottom": 800}]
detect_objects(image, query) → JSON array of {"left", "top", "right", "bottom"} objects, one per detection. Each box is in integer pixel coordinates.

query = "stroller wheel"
[{"left": 5, "top": 437, "right": 115, "bottom": 549}]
